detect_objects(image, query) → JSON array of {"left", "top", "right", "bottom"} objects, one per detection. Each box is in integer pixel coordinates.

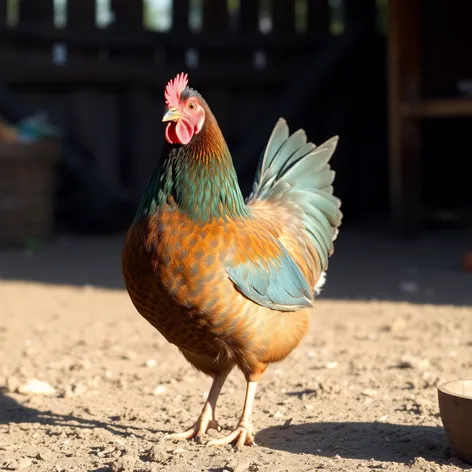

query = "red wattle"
[
  {"left": 165, "top": 122, "right": 178, "bottom": 144},
  {"left": 165, "top": 119, "right": 194, "bottom": 145}
]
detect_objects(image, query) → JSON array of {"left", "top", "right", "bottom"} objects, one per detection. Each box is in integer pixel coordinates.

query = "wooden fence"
[{"left": 0, "top": 0, "right": 380, "bottom": 231}]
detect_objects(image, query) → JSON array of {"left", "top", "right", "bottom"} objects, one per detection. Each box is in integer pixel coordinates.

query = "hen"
[{"left": 122, "top": 72, "right": 342, "bottom": 448}]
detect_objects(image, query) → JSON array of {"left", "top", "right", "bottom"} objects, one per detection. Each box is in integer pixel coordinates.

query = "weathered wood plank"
[
  {"left": 0, "top": 26, "right": 324, "bottom": 51},
  {"left": 126, "top": 88, "right": 163, "bottom": 200},
  {"left": 307, "top": 0, "right": 330, "bottom": 36},
  {"left": 0, "top": 58, "right": 303, "bottom": 84},
  {"left": 344, "top": 0, "right": 376, "bottom": 34},
  {"left": 0, "top": 0, "right": 7, "bottom": 26},
  {"left": 110, "top": 0, "right": 144, "bottom": 30},
  {"left": 388, "top": 0, "right": 422, "bottom": 237},
  {"left": 70, "top": 90, "right": 122, "bottom": 195},
  {"left": 203, "top": 0, "right": 228, "bottom": 33},
  {"left": 109, "top": 0, "right": 151, "bottom": 62},
  {"left": 172, "top": 0, "right": 190, "bottom": 32},
  {"left": 200, "top": 0, "right": 230, "bottom": 130},
  {"left": 239, "top": 0, "right": 259, "bottom": 33},
  {"left": 19, "top": 0, "right": 54, "bottom": 25},
  {"left": 67, "top": 0, "right": 96, "bottom": 29},
  {"left": 401, "top": 98, "right": 472, "bottom": 119},
  {"left": 66, "top": 0, "right": 98, "bottom": 59},
  {"left": 272, "top": 0, "right": 295, "bottom": 33}
]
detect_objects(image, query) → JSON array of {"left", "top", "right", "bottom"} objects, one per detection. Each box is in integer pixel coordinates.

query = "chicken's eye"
[{"left": 187, "top": 101, "right": 196, "bottom": 110}]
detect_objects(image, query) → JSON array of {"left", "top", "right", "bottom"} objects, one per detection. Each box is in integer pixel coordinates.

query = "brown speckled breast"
[{"left": 122, "top": 204, "right": 312, "bottom": 373}]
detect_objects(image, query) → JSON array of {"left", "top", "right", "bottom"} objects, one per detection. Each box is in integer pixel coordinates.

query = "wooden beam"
[
  {"left": 0, "top": 23, "right": 325, "bottom": 50},
  {"left": 19, "top": 0, "right": 55, "bottom": 26},
  {"left": 203, "top": 0, "right": 228, "bottom": 33},
  {"left": 307, "top": 0, "right": 330, "bottom": 36},
  {"left": 67, "top": 0, "right": 96, "bottom": 29},
  {"left": 343, "top": 0, "right": 376, "bottom": 34},
  {"left": 200, "top": 1, "right": 230, "bottom": 135},
  {"left": 0, "top": 55, "right": 304, "bottom": 85},
  {"left": 172, "top": 0, "right": 190, "bottom": 32},
  {"left": 272, "top": 0, "right": 295, "bottom": 34},
  {"left": 388, "top": 0, "right": 422, "bottom": 237},
  {"left": 239, "top": 0, "right": 259, "bottom": 33},
  {"left": 110, "top": 0, "right": 144, "bottom": 31},
  {"left": 0, "top": 0, "right": 6, "bottom": 26},
  {"left": 401, "top": 98, "right": 472, "bottom": 118}
]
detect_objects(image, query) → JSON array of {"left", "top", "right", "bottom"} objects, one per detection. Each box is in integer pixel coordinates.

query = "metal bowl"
[{"left": 438, "top": 379, "right": 472, "bottom": 464}]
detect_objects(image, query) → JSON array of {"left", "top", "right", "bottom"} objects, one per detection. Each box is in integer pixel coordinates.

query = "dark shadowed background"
[
  {"left": 1, "top": 4, "right": 472, "bottom": 471},
  {"left": 0, "top": 0, "right": 471, "bottom": 301}
]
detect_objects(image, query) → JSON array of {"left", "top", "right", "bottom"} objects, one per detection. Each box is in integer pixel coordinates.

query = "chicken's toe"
[
  {"left": 207, "top": 424, "right": 256, "bottom": 448},
  {"left": 163, "top": 417, "right": 220, "bottom": 442},
  {"left": 163, "top": 427, "right": 197, "bottom": 442}
]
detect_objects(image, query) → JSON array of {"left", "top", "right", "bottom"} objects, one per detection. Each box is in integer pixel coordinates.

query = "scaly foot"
[
  {"left": 163, "top": 411, "right": 221, "bottom": 443},
  {"left": 163, "top": 371, "right": 231, "bottom": 443},
  {"left": 207, "top": 423, "right": 256, "bottom": 449}
]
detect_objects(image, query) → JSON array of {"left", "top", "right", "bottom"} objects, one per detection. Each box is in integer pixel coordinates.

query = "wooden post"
[
  {"left": 343, "top": 0, "right": 376, "bottom": 34},
  {"left": 67, "top": 0, "right": 97, "bottom": 29},
  {"left": 272, "top": 0, "right": 295, "bottom": 34},
  {"left": 237, "top": 0, "right": 259, "bottom": 82},
  {"left": 110, "top": 0, "right": 144, "bottom": 30},
  {"left": 0, "top": 0, "right": 7, "bottom": 26},
  {"left": 270, "top": 0, "right": 295, "bottom": 74},
  {"left": 172, "top": 0, "right": 190, "bottom": 32},
  {"left": 203, "top": 0, "right": 228, "bottom": 33},
  {"left": 65, "top": 0, "right": 98, "bottom": 61},
  {"left": 307, "top": 0, "right": 330, "bottom": 37},
  {"left": 19, "top": 0, "right": 55, "bottom": 25},
  {"left": 17, "top": 0, "right": 55, "bottom": 65},
  {"left": 126, "top": 88, "right": 163, "bottom": 201},
  {"left": 388, "top": 0, "right": 422, "bottom": 237},
  {"left": 239, "top": 0, "right": 259, "bottom": 33},
  {"left": 68, "top": 89, "right": 123, "bottom": 198},
  {"left": 200, "top": 0, "right": 230, "bottom": 133}
]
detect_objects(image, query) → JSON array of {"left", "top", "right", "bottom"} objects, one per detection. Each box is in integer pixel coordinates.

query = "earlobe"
[{"left": 196, "top": 111, "right": 205, "bottom": 134}]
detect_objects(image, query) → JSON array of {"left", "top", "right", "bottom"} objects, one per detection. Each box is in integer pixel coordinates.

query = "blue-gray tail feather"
[{"left": 247, "top": 118, "right": 342, "bottom": 271}]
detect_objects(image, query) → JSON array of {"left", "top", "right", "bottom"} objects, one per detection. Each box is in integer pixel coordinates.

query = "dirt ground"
[{"left": 1, "top": 229, "right": 471, "bottom": 472}]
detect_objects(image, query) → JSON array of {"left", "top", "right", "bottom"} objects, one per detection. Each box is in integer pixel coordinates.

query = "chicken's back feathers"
[{"left": 247, "top": 118, "right": 342, "bottom": 294}]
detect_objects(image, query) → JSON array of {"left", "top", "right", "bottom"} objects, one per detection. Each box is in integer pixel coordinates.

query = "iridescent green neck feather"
[{"left": 135, "top": 108, "right": 250, "bottom": 224}]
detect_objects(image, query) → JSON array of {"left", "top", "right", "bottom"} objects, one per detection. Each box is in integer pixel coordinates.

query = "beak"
[{"left": 162, "top": 108, "right": 183, "bottom": 123}]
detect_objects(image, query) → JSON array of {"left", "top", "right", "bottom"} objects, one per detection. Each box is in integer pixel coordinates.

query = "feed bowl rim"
[{"left": 438, "top": 378, "right": 472, "bottom": 401}]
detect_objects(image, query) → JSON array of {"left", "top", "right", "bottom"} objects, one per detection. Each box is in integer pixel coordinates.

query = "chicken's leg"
[
  {"left": 163, "top": 369, "right": 230, "bottom": 442},
  {"left": 207, "top": 381, "right": 257, "bottom": 448}
]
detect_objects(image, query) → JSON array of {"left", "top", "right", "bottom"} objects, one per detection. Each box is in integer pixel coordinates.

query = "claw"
[
  {"left": 207, "top": 424, "right": 256, "bottom": 448},
  {"left": 163, "top": 417, "right": 221, "bottom": 442},
  {"left": 208, "top": 419, "right": 221, "bottom": 432}
]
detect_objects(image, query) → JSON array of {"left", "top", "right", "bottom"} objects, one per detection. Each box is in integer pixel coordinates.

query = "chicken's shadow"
[
  {"left": 256, "top": 421, "right": 457, "bottom": 465},
  {"left": 0, "top": 388, "right": 165, "bottom": 440}
]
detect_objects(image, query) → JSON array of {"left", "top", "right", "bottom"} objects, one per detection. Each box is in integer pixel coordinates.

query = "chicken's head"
[{"left": 162, "top": 72, "right": 205, "bottom": 145}]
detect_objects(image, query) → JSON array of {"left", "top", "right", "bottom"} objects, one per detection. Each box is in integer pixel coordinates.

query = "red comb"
[{"left": 164, "top": 72, "right": 188, "bottom": 109}]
